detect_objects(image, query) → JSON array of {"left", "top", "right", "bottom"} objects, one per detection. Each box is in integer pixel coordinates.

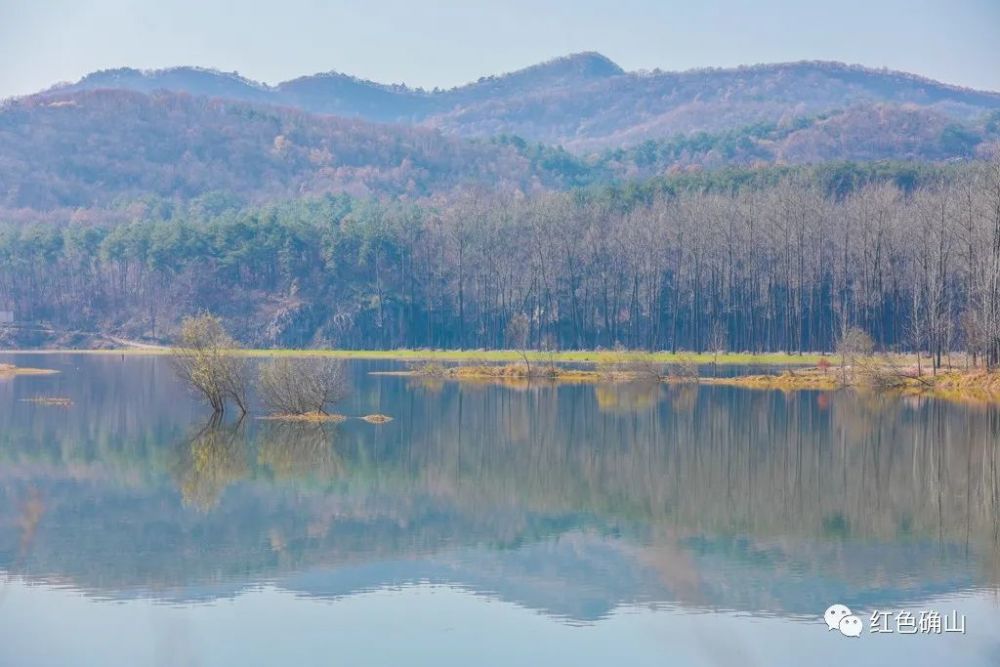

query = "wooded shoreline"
[
  {"left": 3, "top": 160, "right": 1000, "bottom": 364},
  {"left": 5, "top": 349, "right": 999, "bottom": 402}
]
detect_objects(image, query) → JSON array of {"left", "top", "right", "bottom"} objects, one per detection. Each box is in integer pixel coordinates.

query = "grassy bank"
[
  {"left": 396, "top": 362, "right": 843, "bottom": 387},
  {"left": 245, "top": 348, "right": 832, "bottom": 366},
  {"left": 1, "top": 347, "right": 832, "bottom": 366}
]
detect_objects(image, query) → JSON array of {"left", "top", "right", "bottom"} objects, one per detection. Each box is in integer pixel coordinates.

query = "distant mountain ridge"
[
  {"left": 0, "top": 89, "right": 580, "bottom": 210},
  {"left": 1, "top": 87, "right": 997, "bottom": 212},
  {"left": 35, "top": 53, "right": 1000, "bottom": 148},
  {"left": 3, "top": 53, "right": 999, "bottom": 213},
  {"left": 40, "top": 52, "right": 626, "bottom": 125}
]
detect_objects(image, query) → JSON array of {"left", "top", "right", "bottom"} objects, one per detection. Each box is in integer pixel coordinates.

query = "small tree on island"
[
  {"left": 835, "top": 326, "right": 875, "bottom": 385},
  {"left": 709, "top": 321, "right": 727, "bottom": 366},
  {"left": 170, "top": 314, "right": 250, "bottom": 416},
  {"left": 506, "top": 312, "right": 532, "bottom": 375},
  {"left": 258, "top": 357, "right": 349, "bottom": 416}
]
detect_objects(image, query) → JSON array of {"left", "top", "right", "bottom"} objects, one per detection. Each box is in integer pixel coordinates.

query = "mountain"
[
  {"left": 35, "top": 54, "right": 1000, "bottom": 148},
  {"left": 606, "top": 104, "right": 996, "bottom": 170},
  {"left": 423, "top": 60, "right": 1000, "bottom": 149},
  {"left": 0, "top": 89, "right": 580, "bottom": 210},
  {"left": 56, "top": 66, "right": 274, "bottom": 104},
  {"left": 2, "top": 87, "right": 998, "bottom": 212},
  {"left": 41, "top": 52, "right": 626, "bottom": 126},
  {"left": 5, "top": 54, "right": 1000, "bottom": 213}
]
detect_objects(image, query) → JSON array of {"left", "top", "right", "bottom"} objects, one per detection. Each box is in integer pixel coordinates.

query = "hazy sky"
[{"left": 1, "top": 0, "right": 998, "bottom": 98}]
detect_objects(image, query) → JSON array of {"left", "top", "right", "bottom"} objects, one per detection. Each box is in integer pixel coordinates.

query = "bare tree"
[
  {"left": 9, "top": 162, "right": 1000, "bottom": 361},
  {"left": 506, "top": 312, "right": 532, "bottom": 375},
  {"left": 170, "top": 314, "right": 250, "bottom": 415},
  {"left": 709, "top": 321, "right": 727, "bottom": 366},
  {"left": 836, "top": 326, "right": 875, "bottom": 384},
  {"left": 909, "top": 286, "right": 925, "bottom": 377},
  {"left": 983, "top": 153, "right": 1000, "bottom": 367},
  {"left": 258, "top": 357, "right": 349, "bottom": 415}
]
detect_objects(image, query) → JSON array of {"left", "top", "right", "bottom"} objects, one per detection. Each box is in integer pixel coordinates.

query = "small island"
[{"left": 0, "top": 363, "right": 58, "bottom": 377}]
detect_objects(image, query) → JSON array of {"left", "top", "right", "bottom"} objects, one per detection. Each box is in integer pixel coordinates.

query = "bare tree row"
[{"left": 1, "top": 160, "right": 999, "bottom": 365}]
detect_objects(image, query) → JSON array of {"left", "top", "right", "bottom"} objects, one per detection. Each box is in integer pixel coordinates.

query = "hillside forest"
[
  {"left": 2, "top": 89, "right": 999, "bottom": 213},
  {"left": 2, "top": 161, "right": 999, "bottom": 367}
]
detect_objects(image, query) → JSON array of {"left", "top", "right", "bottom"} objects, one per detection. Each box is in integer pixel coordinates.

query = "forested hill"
[
  {"left": 2, "top": 163, "right": 999, "bottom": 360},
  {"left": 36, "top": 53, "right": 1000, "bottom": 148},
  {"left": 2, "top": 88, "right": 999, "bottom": 212},
  {"left": 0, "top": 90, "right": 567, "bottom": 211},
  {"left": 3, "top": 55, "right": 1000, "bottom": 357}
]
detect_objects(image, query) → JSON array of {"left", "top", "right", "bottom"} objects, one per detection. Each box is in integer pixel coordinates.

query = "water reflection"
[
  {"left": 256, "top": 422, "right": 345, "bottom": 482},
  {"left": 175, "top": 422, "right": 249, "bottom": 511},
  {"left": 0, "top": 355, "right": 998, "bottom": 625}
]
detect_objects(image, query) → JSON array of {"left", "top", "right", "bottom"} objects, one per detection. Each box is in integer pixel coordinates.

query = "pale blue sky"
[{"left": 1, "top": 0, "right": 998, "bottom": 98}]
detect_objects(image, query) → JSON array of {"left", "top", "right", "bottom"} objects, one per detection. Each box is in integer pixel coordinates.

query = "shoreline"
[
  {"left": 4, "top": 351, "right": 997, "bottom": 402},
  {"left": 392, "top": 361, "right": 1000, "bottom": 404},
  {"left": 0, "top": 347, "right": 833, "bottom": 366}
]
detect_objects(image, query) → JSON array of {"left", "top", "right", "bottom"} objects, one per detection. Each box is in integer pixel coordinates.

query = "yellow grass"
[
  {"left": 923, "top": 370, "right": 1000, "bottom": 393},
  {"left": 699, "top": 366, "right": 1000, "bottom": 402},
  {"left": 0, "top": 347, "right": 834, "bottom": 366},
  {"left": 399, "top": 359, "right": 1000, "bottom": 404},
  {"left": 703, "top": 370, "right": 841, "bottom": 390},
  {"left": 887, "top": 370, "right": 1000, "bottom": 404},
  {"left": 403, "top": 361, "right": 836, "bottom": 386}
]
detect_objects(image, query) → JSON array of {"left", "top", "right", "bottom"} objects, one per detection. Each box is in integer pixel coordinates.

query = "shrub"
[{"left": 258, "top": 357, "right": 348, "bottom": 415}]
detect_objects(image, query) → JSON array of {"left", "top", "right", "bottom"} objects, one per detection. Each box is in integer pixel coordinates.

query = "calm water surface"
[{"left": 1, "top": 354, "right": 999, "bottom": 666}]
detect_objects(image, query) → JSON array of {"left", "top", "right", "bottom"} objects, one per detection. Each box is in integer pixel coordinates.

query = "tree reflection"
[
  {"left": 17, "top": 487, "right": 44, "bottom": 558},
  {"left": 172, "top": 420, "right": 347, "bottom": 510},
  {"left": 5, "top": 373, "right": 1000, "bottom": 616},
  {"left": 257, "top": 422, "right": 344, "bottom": 481},
  {"left": 174, "top": 421, "right": 249, "bottom": 511},
  {"left": 593, "top": 382, "right": 662, "bottom": 413}
]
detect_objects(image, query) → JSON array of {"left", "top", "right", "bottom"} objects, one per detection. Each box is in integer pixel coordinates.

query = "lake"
[{"left": 1, "top": 354, "right": 999, "bottom": 666}]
